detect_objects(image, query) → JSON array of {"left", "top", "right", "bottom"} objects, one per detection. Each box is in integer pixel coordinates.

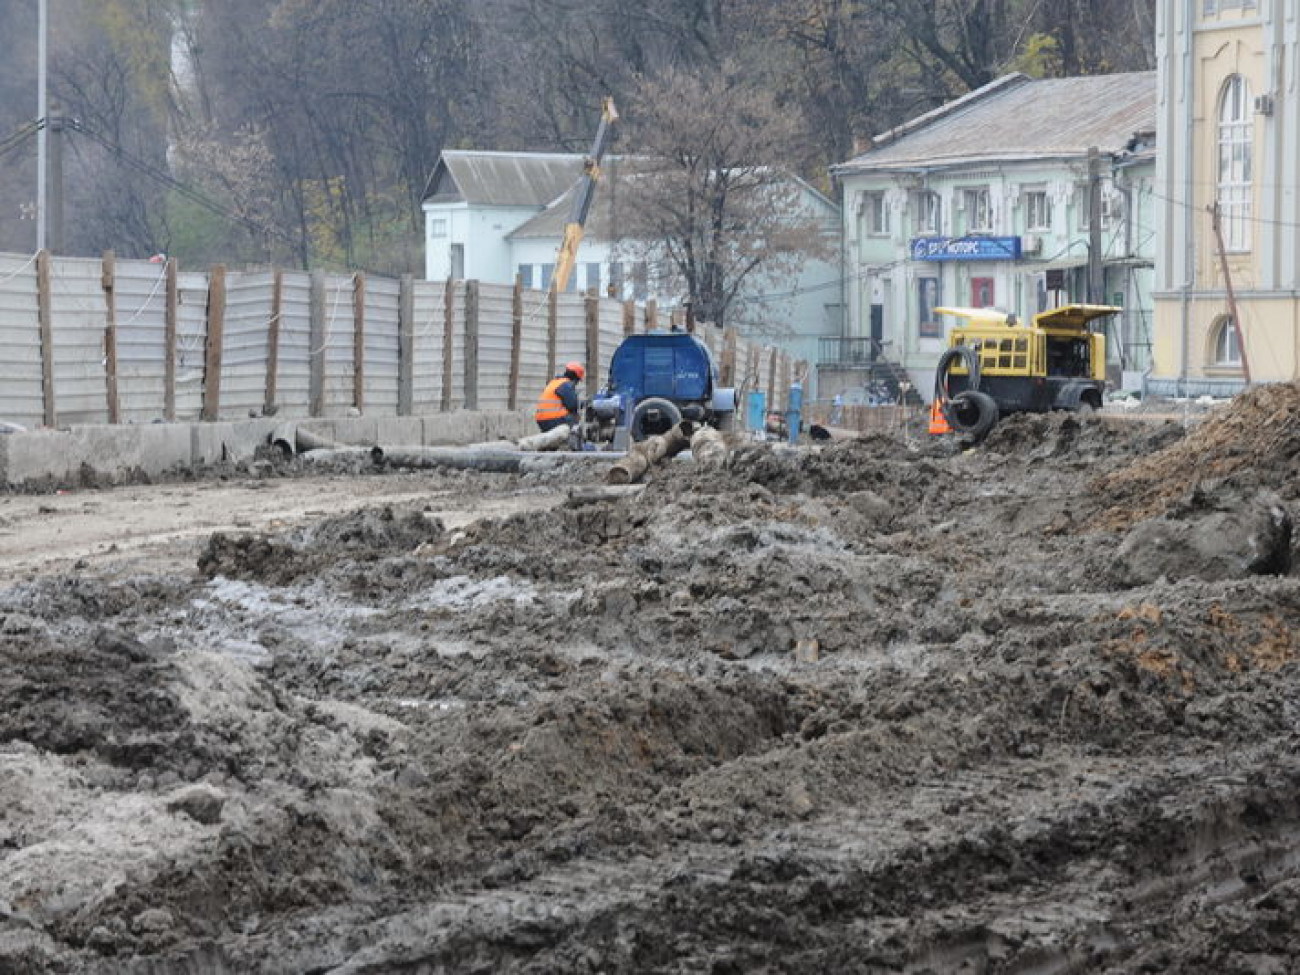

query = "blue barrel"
[
  {"left": 786, "top": 382, "right": 803, "bottom": 445},
  {"left": 745, "top": 390, "right": 766, "bottom": 431}
]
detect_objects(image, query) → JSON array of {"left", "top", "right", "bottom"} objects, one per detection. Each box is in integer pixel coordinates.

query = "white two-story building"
[{"left": 831, "top": 72, "right": 1157, "bottom": 399}]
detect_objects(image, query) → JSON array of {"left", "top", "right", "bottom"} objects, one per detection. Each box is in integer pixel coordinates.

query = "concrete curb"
[{"left": 0, "top": 411, "right": 535, "bottom": 489}]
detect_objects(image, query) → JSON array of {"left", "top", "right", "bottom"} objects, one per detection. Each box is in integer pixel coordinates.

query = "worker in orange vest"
[{"left": 534, "top": 361, "right": 585, "bottom": 433}]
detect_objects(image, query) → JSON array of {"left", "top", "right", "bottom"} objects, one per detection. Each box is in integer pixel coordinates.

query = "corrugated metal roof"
[
  {"left": 424, "top": 150, "right": 584, "bottom": 206},
  {"left": 835, "top": 71, "right": 1156, "bottom": 174}
]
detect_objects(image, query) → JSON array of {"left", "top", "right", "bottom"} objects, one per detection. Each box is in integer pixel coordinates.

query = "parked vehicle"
[
  {"left": 932, "top": 303, "right": 1120, "bottom": 441},
  {"left": 586, "top": 331, "right": 737, "bottom": 445}
]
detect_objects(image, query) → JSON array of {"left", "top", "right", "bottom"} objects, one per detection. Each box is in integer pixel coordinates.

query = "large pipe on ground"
[
  {"left": 517, "top": 425, "right": 572, "bottom": 452},
  {"left": 606, "top": 421, "right": 695, "bottom": 485}
]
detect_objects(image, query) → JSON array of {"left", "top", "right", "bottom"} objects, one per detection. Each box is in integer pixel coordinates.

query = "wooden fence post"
[
  {"left": 398, "top": 274, "right": 414, "bottom": 416},
  {"left": 102, "top": 251, "right": 120, "bottom": 424},
  {"left": 463, "top": 280, "right": 479, "bottom": 410},
  {"left": 508, "top": 275, "right": 523, "bottom": 410},
  {"left": 203, "top": 265, "right": 227, "bottom": 422},
  {"left": 645, "top": 298, "right": 658, "bottom": 331},
  {"left": 37, "top": 250, "right": 56, "bottom": 428},
  {"left": 308, "top": 269, "right": 325, "bottom": 417},
  {"left": 440, "top": 277, "right": 454, "bottom": 412},
  {"left": 585, "top": 294, "right": 601, "bottom": 392},
  {"left": 721, "top": 327, "right": 738, "bottom": 387},
  {"left": 164, "top": 258, "right": 178, "bottom": 421},
  {"left": 766, "top": 347, "right": 778, "bottom": 413},
  {"left": 547, "top": 286, "right": 558, "bottom": 379},
  {"left": 264, "top": 269, "right": 283, "bottom": 416},
  {"left": 352, "top": 271, "right": 366, "bottom": 412},
  {"left": 623, "top": 299, "right": 636, "bottom": 335}
]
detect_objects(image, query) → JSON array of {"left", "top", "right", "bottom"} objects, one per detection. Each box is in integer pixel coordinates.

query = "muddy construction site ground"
[{"left": 4, "top": 390, "right": 1300, "bottom": 974}]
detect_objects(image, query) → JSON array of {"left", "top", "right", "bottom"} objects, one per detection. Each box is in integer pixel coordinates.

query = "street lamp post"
[{"left": 36, "top": 0, "right": 48, "bottom": 252}]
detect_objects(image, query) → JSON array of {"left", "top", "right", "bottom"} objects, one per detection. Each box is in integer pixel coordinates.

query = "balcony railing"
[{"left": 818, "top": 336, "right": 882, "bottom": 365}]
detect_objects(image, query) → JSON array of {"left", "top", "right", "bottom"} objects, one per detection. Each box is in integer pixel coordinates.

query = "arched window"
[
  {"left": 1217, "top": 75, "right": 1253, "bottom": 252},
  {"left": 1212, "top": 315, "right": 1241, "bottom": 366}
]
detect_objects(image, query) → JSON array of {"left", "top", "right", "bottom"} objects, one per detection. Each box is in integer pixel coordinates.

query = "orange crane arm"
[{"left": 552, "top": 97, "right": 619, "bottom": 295}]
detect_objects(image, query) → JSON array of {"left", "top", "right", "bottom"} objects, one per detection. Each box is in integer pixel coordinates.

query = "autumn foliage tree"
[{"left": 619, "top": 65, "right": 836, "bottom": 333}]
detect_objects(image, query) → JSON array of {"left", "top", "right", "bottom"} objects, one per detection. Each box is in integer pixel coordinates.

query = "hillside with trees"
[{"left": 0, "top": 0, "right": 1157, "bottom": 274}]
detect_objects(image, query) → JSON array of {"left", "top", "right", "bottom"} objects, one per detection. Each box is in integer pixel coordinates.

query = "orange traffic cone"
[{"left": 928, "top": 398, "right": 951, "bottom": 435}]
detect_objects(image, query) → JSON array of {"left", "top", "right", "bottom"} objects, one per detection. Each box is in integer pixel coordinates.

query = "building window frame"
[
  {"left": 917, "top": 276, "right": 941, "bottom": 337},
  {"left": 1024, "top": 189, "right": 1052, "bottom": 232},
  {"left": 863, "top": 192, "right": 890, "bottom": 236},
  {"left": 1217, "top": 74, "right": 1253, "bottom": 253},
  {"left": 963, "top": 187, "right": 992, "bottom": 233},
  {"left": 1210, "top": 315, "right": 1242, "bottom": 367},
  {"left": 914, "top": 191, "right": 941, "bottom": 235}
]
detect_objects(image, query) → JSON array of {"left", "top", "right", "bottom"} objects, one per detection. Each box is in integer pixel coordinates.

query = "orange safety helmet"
[{"left": 564, "top": 361, "right": 586, "bottom": 381}]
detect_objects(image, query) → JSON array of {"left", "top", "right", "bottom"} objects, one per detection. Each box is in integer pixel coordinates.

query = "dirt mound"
[
  {"left": 197, "top": 503, "right": 446, "bottom": 584},
  {"left": 1094, "top": 381, "right": 1300, "bottom": 529},
  {"left": 7, "top": 410, "right": 1300, "bottom": 973}
]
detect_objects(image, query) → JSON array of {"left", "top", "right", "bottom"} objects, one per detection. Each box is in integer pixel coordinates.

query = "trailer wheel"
[
  {"left": 630, "top": 397, "right": 682, "bottom": 441},
  {"left": 946, "top": 389, "right": 999, "bottom": 443}
]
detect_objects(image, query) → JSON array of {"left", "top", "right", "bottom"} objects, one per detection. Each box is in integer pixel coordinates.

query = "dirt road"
[{"left": 3, "top": 393, "right": 1300, "bottom": 973}]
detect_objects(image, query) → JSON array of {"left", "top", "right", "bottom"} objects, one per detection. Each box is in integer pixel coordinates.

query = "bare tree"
[{"left": 619, "top": 64, "right": 835, "bottom": 332}]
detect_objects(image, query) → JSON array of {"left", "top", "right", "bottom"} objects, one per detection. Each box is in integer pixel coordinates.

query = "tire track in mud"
[{"left": 164, "top": 745, "right": 1300, "bottom": 974}]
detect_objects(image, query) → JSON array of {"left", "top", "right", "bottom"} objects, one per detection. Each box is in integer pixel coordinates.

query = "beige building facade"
[{"left": 1152, "top": 0, "right": 1300, "bottom": 394}]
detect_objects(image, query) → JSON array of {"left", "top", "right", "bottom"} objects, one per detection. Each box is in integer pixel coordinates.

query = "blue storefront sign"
[{"left": 911, "top": 236, "right": 1022, "bottom": 261}]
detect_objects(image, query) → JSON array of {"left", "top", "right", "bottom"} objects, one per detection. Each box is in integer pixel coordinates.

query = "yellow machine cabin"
[{"left": 931, "top": 303, "right": 1120, "bottom": 439}]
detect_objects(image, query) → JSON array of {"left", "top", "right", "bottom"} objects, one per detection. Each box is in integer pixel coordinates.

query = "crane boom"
[{"left": 552, "top": 97, "right": 619, "bottom": 295}]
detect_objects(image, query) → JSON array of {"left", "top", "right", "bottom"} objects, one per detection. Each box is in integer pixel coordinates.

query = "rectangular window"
[
  {"left": 450, "top": 243, "right": 464, "bottom": 280},
  {"left": 1025, "top": 190, "right": 1051, "bottom": 231},
  {"left": 540, "top": 263, "right": 554, "bottom": 291},
  {"left": 1078, "top": 184, "right": 1114, "bottom": 231},
  {"left": 517, "top": 264, "right": 533, "bottom": 288},
  {"left": 585, "top": 262, "right": 601, "bottom": 295},
  {"left": 914, "top": 192, "right": 940, "bottom": 235},
  {"left": 963, "top": 188, "right": 992, "bottom": 232},
  {"left": 609, "top": 262, "right": 624, "bottom": 298},
  {"left": 633, "top": 262, "right": 648, "bottom": 301},
  {"left": 918, "top": 277, "right": 941, "bottom": 338},
  {"left": 429, "top": 218, "right": 448, "bottom": 238},
  {"left": 864, "top": 192, "right": 889, "bottom": 235}
]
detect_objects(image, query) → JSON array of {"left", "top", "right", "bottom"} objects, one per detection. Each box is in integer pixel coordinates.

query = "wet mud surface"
[{"left": 4, "top": 387, "right": 1300, "bottom": 973}]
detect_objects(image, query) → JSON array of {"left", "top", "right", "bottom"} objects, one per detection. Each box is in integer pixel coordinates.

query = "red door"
[{"left": 971, "top": 277, "right": 995, "bottom": 307}]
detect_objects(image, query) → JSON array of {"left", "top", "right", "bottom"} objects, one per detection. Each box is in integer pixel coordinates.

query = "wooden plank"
[
  {"left": 508, "top": 275, "right": 523, "bottom": 410},
  {"left": 441, "top": 277, "right": 454, "bottom": 412},
  {"left": 37, "top": 250, "right": 56, "bottom": 428},
  {"left": 585, "top": 294, "right": 600, "bottom": 392},
  {"left": 202, "top": 265, "right": 227, "bottom": 422},
  {"left": 463, "top": 280, "right": 479, "bottom": 410},
  {"left": 102, "top": 251, "right": 120, "bottom": 424},
  {"left": 398, "top": 274, "right": 414, "bottom": 416},
  {"left": 164, "top": 258, "right": 177, "bottom": 421},
  {"left": 308, "top": 269, "right": 325, "bottom": 417},
  {"left": 721, "top": 326, "right": 737, "bottom": 387},
  {"left": 645, "top": 298, "right": 658, "bottom": 331},
  {"left": 623, "top": 299, "right": 636, "bottom": 335},
  {"left": 353, "top": 271, "right": 366, "bottom": 411},
  {"left": 547, "top": 286, "right": 558, "bottom": 380},
  {"left": 264, "top": 268, "right": 282, "bottom": 416}
]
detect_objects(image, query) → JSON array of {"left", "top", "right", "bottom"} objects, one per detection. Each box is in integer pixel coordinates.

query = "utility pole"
[
  {"left": 48, "top": 106, "right": 64, "bottom": 253},
  {"left": 1209, "top": 201, "right": 1250, "bottom": 384},
  {"left": 36, "top": 0, "right": 48, "bottom": 252},
  {"left": 1087, "top": 147, "right": 1103, "bottom": 304}
]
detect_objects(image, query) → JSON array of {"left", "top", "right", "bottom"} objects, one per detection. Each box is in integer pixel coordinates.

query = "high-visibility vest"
[{"left": 534, "top": 377, "right": 572, "bottom": 423}]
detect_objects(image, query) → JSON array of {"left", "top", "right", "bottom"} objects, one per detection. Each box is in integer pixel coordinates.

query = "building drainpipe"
[{"left": 1178, "top": 0, "right": 1195, "bottom": 396}]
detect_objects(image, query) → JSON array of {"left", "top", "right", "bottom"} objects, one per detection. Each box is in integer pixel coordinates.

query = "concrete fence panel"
[
  {"left": 477, "top": 282, "right": 515, "bottom": 411},
  {"left": 114, "top": 259, "right": 171, "bottom": 424},
  {"left": 221, "top": 270, "right": 277, "bottom": 420},
  {"left": 0, "top": 253, "right": 44, "bottom": 429},
  {"left": 516, "top": 287, "right": 551, "bottom": 412},
  {"left": 365, "top": 274, "right": 401, "bottom": 416},
  {"left": 48, "top": 256, "right": 111, "bottom": 426},
  {"left": 409, "top": 280, "right": 446, "bottom": 414},
  {"left": 321, "top": 272, "right": 359, "bottom": 417}
]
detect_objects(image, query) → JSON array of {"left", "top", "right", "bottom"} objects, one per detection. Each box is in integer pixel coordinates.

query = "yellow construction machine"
[
  {"left": 552, "top": 96, "right": 619, "bottom": 295},
  {"left": 932, "top": 303, "right": 1121, "bottom": 441}
]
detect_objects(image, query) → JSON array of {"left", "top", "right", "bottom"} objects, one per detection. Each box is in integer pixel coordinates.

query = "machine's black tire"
[
  {"left": 947, "top": 389, "right": 999, "bottom": 442},
  {"left": 629, "top": 397, "right": 683, "bottom": 441}
]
